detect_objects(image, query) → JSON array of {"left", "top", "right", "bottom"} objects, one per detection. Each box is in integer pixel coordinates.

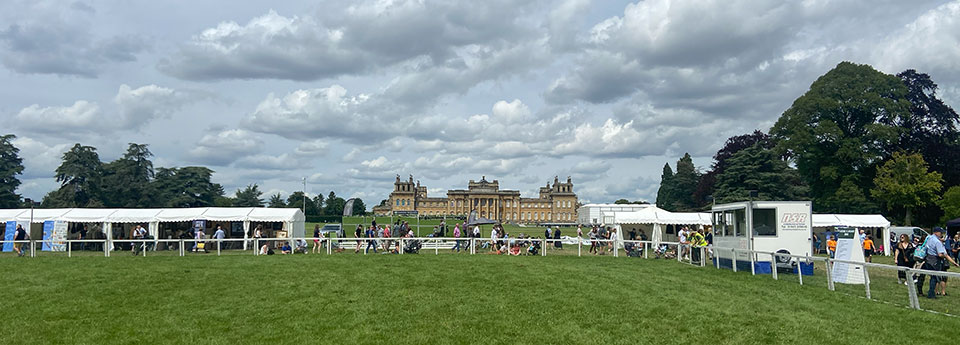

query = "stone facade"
[{"left": 372, "top": 175, "right": 578, "bottom": 224}]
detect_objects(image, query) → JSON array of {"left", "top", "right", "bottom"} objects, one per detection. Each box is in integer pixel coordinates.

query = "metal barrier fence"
[{"left": 4, "top": 237, "right": 957, "bottom": 315}]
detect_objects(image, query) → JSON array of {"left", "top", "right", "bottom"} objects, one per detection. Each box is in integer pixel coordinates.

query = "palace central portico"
[{"left": 372, "top": 175, "right": 578, "bottom": 224}]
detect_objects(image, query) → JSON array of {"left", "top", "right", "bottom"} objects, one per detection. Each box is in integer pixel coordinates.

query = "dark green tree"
[
  {"left": 351, "top": 198, "right": 366, "bottom": 216},
  {"left": 152, "top": 167, "right": 223, "bottom": 207},
  {"left": 101, "top": 143, "right": 154, "bottom": 207},
  {"left": 268, "top": 193, "right": 286, "bottom": 208},
  {"left": 895, "top": 70, "right": 960, "bottom": 186},
  {"left": 694, "top": 130, "right": 773, "bottom": 207},
  {"left": 48, "top": 144, "right": 103, "bottom": 207},
  {"left": 234, "top": 184, "right": 264, "bottom": 207},
  {"left": 312, "top": 194, "right": 325, "bottom": 214},
  {"left": 713, "top": 143, "right": 808, "bottom": 204},
  {"left": 287, "top": 191, "right": 320, "bottom": 214},
  {"left": 655, "top": 163, "right": 675, "bottom": 210},
  {"left": 323, "top": 191, "right": 346, "bottom": 215},
  {"left": 871, "top": 152, "right": 943, "bottom": 226},
  {"left": 671, "top": 153, "right": 700, "bottom": 211},
  {"left": 770, "top": 62, "right": 910, "bottom": 212},
  {"left": 0, "top": 134, "right": 24, "bottom": 208}
]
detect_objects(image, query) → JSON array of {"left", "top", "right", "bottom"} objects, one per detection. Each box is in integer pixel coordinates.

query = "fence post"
[
  {"left": 714, "top": 247, "right": 720, "bottom": 269},
  {"left": 731, "top": 248, "right": 738, "bottom": 273},
  {"left": 771, "top": 253, "right": 778, "bottom": 280},
  {"left": 905, "top": 268, "right": 920, "bottom": 309},
  {"left": 797, "top": 259, "right": 803, "bottom": 285},
  {"left": 30, "top": 240, "right": 35, "bottom": 257},
  {"left": 143, "top": 241, "right": 147, "bottom": 257},
  {"left": 327, "top": 238, "right": 332, "bottom": 255},
  {"left": 68, "top": 240, "right": 72, "bottom": 258},
  {"left": 435, "top": 239, "right": 439, "bottom": 255},
  {"left": 542, "top": 239, "right": 546, "bottom": 257},
  {"left": 700, "top": 247, "right": 706, "bottom": 267},
  {"left": 677, "top": 244, "right": 682, "bottom": 262},
  {"left": 217, "top": 240, "right": 221, "bottom": 256},
  {"left": 862, "top": 263, "right": 871, "bottom": 299},
  {"left": 399, "top": 238, "right": 404, "bottom": 255},
  {"left": 644, "top": 242, "right": 649, "bottom": 259},
  {"left": 104, "top": 240, "right": 108, "bottom": 257},
  {"left": 750, "top": 251, "right": 756, "bottom": 275}
]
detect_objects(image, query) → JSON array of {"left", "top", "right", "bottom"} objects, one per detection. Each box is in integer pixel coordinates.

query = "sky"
[{"left": 3, "top": 0, "right": 960, "bottom": 207}]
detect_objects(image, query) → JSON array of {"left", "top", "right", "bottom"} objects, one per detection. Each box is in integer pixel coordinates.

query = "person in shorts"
[
  {"left": 12, "top": 224, "right": 26, "bottom": 257},
  {"left": 862, "top": 235, "right": 875, "bottom": 262}
]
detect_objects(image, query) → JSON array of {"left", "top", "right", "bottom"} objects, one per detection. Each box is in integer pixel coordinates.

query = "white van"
[
  {"left": 888, "top": 226, "right": 929, "bottom": 242},
  {"left": 712, "top": 201, "right": 813, "bottom": 274}
]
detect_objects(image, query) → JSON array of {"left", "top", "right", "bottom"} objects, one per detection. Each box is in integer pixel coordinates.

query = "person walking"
[
  {"left": 213, "top": 225, "right": 226, "bottom": 250},
  {"left": 354, "top": 224, "right": 364, "bottom": 254},
  {"left": 588, "top": 226, "right": 598, "bottom": 254},
  {"left": 452, "top": 223, "right": 462, "bottom": 252},
  {"left": 554, "top": 227, "right": 562, "bottom": 249},
  {"left": 894, "top": 234, "right": 914, "bottom": 284},
  {"left": 916, "top": 228, "right": 959, "bottom": 299},
  {"left": 312, "top": 225, "right": 323, "bottom": 254},
  {"left": 863, "top": 235, "right": 875, "bottom": 263},
  {"left": 827, "top": 235, "right": 837, "bottom": 258},
  {"left": 12, "top": 224, "right": 26, "bottom": 257},
  {"left": 365, "top": 226, "right": 378, "bottom": 254},
  {"left": 193, "top": 227, "right": 206, "bottom": 253}
]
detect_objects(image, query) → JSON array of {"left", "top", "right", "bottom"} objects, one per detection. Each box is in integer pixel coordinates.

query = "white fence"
[{"left": 3, "top": 237, "right": 957, "bottom": 314}]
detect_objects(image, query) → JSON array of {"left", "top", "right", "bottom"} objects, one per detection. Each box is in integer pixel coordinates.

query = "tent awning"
[
  {"left": 610, "top": 207, "right": 711, "bottom": 225},
  {"left": 14, "top": 208, "right": 71, "bottom": 223},
  {"left": 107, "top": 209, "right": 163, "bottom": 223},
  {"left": 57, "top": 209, "right": 118, "bottom": 223},
  {"left": 812, "top": 214, "right": 890, "bottom": 228}
]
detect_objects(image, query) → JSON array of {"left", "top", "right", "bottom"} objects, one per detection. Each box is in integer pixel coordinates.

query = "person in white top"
[
  {"left": 609, "top": 229, "right": 618, "bottom": 252},
  {"left": 577, "top": 225, "right": 583, "bottom": 238}
]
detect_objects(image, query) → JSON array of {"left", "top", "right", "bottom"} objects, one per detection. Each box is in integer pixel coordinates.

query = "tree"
[
  {"left": 614, "top": 199, "right": 649, "bottom": 205},
  {"left": 49, "top": 143, "right": 103, "bottom": 207},
  {"left": 0, "top": 134, "right": 24, "bottom": 208},
  {"left": 671, "top": 153, "right": 700, "bottom": 211},
  {"left": 713, "top": 143, "right": 807, "bottom": 204},
  {"left": 351, "top": 198, "right": 366, "bottom": 216},
  {"left": 287, "top": 191, "right": 319, "bottom": 215},
  {"left": 896, "top": 69, "right": 960, "bottom": 187},
  {"left": 268, "top": 193, "right": 286, "bottom": 208},
  {"left": 771, "top": 62, "right": 911, "bottom": 212},
  {"left": 695, "top": 130, "right": 774, "bottom": 207},
  {"left": 938, "top": 186, "right": 960, "bottom": 224},
  {"left": 312, "top": 194, "right": 325, "bottom": 214},
  {"left": 101, "top": 143, "right": 154, "bottom": 207},
  {"left": 323, "top": 191, "right": 346, "bottom": 215},
  {"left": 234, "top": 184, "right": 264, "bottom": 207},
  {"left": 152, "top": 167, "right": 223, "bottom": 207},
  {"left": 871, "top": 152, "right": 943, "bottom": 226},
  {"left": 655, "top": 163, "right": 675, "bottom": 210}
]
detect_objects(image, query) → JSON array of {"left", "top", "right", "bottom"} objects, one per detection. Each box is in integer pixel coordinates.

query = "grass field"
[{"left": 1, "top": 254, "right": 957, "bottom": 345}]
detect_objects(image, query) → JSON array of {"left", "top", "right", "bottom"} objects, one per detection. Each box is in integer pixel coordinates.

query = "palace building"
[{"left": 372, "top": 175, "right": 578, "bottom": 224}]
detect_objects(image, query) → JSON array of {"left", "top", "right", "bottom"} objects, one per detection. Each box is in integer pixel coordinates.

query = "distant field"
[{"left": 1, "top": 254, "right": 955, "bottom": 345}]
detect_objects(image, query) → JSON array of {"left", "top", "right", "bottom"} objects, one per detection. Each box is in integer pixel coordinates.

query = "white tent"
[
  {"left": 812, "top": 213, "right": 891, "bottom": 255},
  {"left": 0, "top": 207, "right": 305, "bottom": 251},
  {"left": 610, "top": 207, "right": 711, "bottom": 246}
]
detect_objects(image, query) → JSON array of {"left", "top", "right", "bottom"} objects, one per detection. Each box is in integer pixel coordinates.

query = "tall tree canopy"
[
  {"left": 895, "top": 69, "right": 960, "bottom": 187},
  {"left": 670, "top": 153, "right": 700, "bottom": 211},
  {"left": 0, "top": 134, "right": 24, "bottom": 208},
  {"left": 771, "top": 62, "right": 910, "bottom": 212},
  {"left": 47, "top": 143, "right": 104, "bottom": 207},
  {"left": 233, "top": 184, "right": 264, "bottom": 207},
  {"left": 152, "top": 166, "right": 223, "bottom": 207},
  {"left": 655, "top": 163, "right": 674, "bottom": 210},
  {"left": 351, "top": 198, "right": 367, "bottom": 216},
  {"left": 713, "top": 143, "right": 808, "bottom": 204},
  {"left": 268, "top": 193, "right": 286, "bottom": 208},
  {"left": 101, "top": 143, "right": 154, "bottom": 207},
  {"left": 694, "top": 130, "right": 774, "bottom": 208},
  {"left": 287, "top": 191, "right": 320, "bottom": 215},
  {"left": 324, "top": 191, "right": 346, "bottom": 215},
  {"left": 871, "top": 152, "right": 943, "bottom": 226},
  {"left": 938, "top": 186, "right": 960, "bottom": 224}
]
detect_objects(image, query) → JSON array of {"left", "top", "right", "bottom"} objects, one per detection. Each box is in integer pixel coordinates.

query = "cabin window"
[{"left": 752, "top": 208, "right": 777, "bottom": 236}]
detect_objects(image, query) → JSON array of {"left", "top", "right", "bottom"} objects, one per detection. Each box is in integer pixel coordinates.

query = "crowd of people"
[{"left": 890, "top": 227, "right": 960, "bottom": 299}]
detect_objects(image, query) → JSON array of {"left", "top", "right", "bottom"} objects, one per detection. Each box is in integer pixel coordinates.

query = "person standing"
[
  {"left": 213, "top": 225, "right": 226, "bottom": 250},
  {"left": 554, "top": 227, "right": 562, "bottom": 249},
  {"left": 12, "top": 224, "right": 26, "bottom": 257},
  {"left": 863, "top": 235, "right": 875, "bottom": 263},
  {"left": 588, "top": 226, "right": 598, "bottom": 254},
  {"left": 313, "top": 225, "right": 322, "bottom": 254},
  {"left": 894, "top": 234, "right": 915, "bottom": 284},
  {"left": 916, "top": 228, "right": 959, "bottom": 299},
  {"left": 193, "top": 226, "right": 206, "bottom": 253},
  {"left": 827, "top": 235, "right": 837, "bottom": 258},
  {"left": 452, "top": 223, "right": 462, "bottom": 252},
  {"left": 576, "top": 225, "right": 583, "bottom": 239},
  {"left": 365, "top": 226, "right": 378, "bottom": 254},
  {"left": 813, "top": 232, "right": 821, "bottom": 255},
  {"left": 354, "top": 224, "right": 364, "bottom": 254},
  {"left": 490, "top": 226, "right": 498, "bottom": 252}
]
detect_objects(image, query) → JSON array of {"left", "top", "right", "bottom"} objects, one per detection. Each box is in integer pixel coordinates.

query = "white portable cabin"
[
  {"left": 578, "top": 203, "right": 652, "bottom": 225},
  {"left": 712, "top": 201, "right": 813, "bottom": 272}
]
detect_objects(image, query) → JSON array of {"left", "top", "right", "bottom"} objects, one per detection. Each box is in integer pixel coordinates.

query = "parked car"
[
  {"left": 889, "top": 226, "right": 929, "bottom": 242},
  {"left": 319, "top": 224, "right": 343, "bottom": 238}
]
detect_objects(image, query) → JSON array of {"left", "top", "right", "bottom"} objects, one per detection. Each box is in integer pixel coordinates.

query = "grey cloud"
[{"left": 187, "top": 129, "right": 264, "bottom": 166}]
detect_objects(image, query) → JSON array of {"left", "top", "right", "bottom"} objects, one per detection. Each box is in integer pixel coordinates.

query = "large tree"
[
  {"left": 47, "top": 144, "right": 104, "bottom": 207},
  {"left": 268, "top": 193, "right": 286, "bottom": 208},
  {"left": 0, "top": 134, "right": 24, "bottom": 208},
  {"left": 694, "top": 130, "right": 774, "bottom": 207},
  {"left": 101, "top": 143, "right": 154, "bottom": 207},
  {"left": 287, "top": 191, "right": 320, "bottom": 215},
  {"left": 895, "top": 70, "right": 960, "bottom": 187},
  {"left": 234, "top": 184, "right": 264, "bottom": 207},
  {"left": 670, "top": 153, "right": 700, "bottom": 211},
  {"left": 871, "top": 152, "right": 943, "bottom": 226},
  {"left": 712, "top": 143, "right": 808, "bottom": 204},
  {"left": 152, "top": 166, "right": 223, "bottom": 207},
  {"left": 771, "top": 62, "right": 910, "bottom": 212},
  {"left": 938, "top": 186, "right": 960, "bottom": 224},
  {"left": 323, "top": 191, "right": 346, "bottom": 216},
  {"left": 655, "top": 163, "right": 675, "bottom": 210}
]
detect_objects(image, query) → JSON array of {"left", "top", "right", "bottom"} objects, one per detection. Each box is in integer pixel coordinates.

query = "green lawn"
[{"left": 1, "top": 254, "right": 956, "bottom": 344}]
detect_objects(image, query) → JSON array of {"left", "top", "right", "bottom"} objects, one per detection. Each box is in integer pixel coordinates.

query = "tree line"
[
  {"left": 656, "top": 62, "right": 960, "bottom": 227},
  {"left": 0, "top": 140, "right": 364, "bottom": 216}
]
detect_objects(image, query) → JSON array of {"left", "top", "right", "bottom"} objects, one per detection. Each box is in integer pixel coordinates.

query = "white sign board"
[{"left": 831, "top": 227, "right": 865, "bottom": 284}]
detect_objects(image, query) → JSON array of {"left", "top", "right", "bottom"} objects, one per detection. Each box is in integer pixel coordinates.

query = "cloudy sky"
[{"left": 3, "top": 0, "right": 960, "bottom": 207}]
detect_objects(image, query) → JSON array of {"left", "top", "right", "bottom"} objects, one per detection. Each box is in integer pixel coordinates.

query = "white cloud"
[
  {"left": 114, "top": 84, "right": 203, "bottom": 130},
  {"left": 188, "top": 129, "right": 264, "bottom": 165},
  {"left": 15, "top": 101, "right": 101, "bottom": 135},
  {"left": 294, "top": 140, "right": 328, "bottom": 156}
]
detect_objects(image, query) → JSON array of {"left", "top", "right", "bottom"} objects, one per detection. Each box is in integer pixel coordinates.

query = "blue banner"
[
  {"left": 2, "top": 221, "right": 14, "bottom": 252},
  {"left": 42, "top": 220, "right": 54, "bottom": 251}
]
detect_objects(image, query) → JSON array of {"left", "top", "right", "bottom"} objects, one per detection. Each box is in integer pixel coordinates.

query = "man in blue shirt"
[
  {"left": 917, "top": 228, "right": 959, "bottom": 299},
  {"left": 213, "top": 225, "right": 226, "bottom": 250}
]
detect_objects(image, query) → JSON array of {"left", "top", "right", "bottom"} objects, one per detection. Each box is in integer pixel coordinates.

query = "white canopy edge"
[
  {"left": 0, "top": 207, "right": 304, "bottom": 224},
  {"left": 812, "top": 214, "right": 891, "bottom": 229}
]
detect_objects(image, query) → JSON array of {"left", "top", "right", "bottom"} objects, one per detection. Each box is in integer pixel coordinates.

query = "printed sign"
[
  {"left": 780, "top": 212, "right": 808, "bottom": 231},
  {"left": 42, "top": 220, "right": 68, "bottom": 252},
  {"left": 832, "top": 226, "right": 865, "bottom": 284},
  {"left": 2, "top": 221, "right": 14, "bottom": 252},
  {"left": 42, "top": 221, "right": 54, "bottom": 251}
]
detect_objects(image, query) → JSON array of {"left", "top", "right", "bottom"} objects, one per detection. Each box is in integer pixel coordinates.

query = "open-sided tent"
[
  {"left": 609, "top": 207, "right": 711, "bottom": 246},
  {"left": 812, "top": 214, "right": 891, "bottom": 255},
  {"left": 0, "top": 207, "right": 305, "bottom": 251}
]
